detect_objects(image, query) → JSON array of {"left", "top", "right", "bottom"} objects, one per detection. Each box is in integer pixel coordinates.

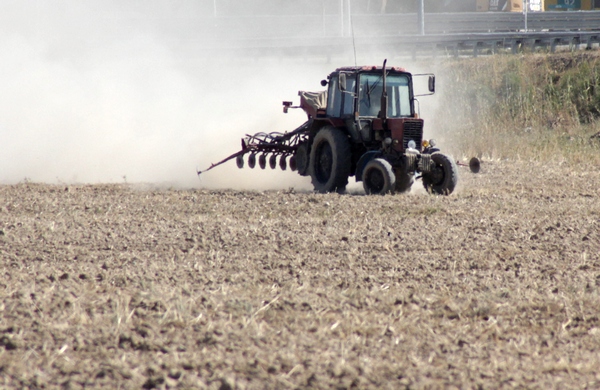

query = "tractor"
[{"left": 199, "top": 59, "right": 459, "bottom": 195}]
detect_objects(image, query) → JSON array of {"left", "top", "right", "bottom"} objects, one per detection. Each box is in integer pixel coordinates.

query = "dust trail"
[
  {"left": 0, "top": 2, "right": 447, "bottom": 190},
  {"left": 0, "top": 2, "right": 322, "bottom": 189}
]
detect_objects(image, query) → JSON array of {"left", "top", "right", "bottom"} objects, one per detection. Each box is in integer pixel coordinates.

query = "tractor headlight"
[
  {"left": 384, "top": 137, "right": 392, "bottom": 145},
  {"left": 407, "top": 140, "right": 416, "bottom": 150},
  {"left": 429, "top": 139, "right": 437, "bottom": 147},
  {"left": 422, "top": 139, "right": 429, "bottom": 148}
]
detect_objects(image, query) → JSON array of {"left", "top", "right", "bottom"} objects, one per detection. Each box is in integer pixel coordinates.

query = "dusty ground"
[{"left": 1, "top": 160, "right": 600, "bottom": 389}]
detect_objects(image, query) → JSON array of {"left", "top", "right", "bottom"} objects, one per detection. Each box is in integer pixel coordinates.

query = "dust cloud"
[{"left": 0, "top": 1, "right": 447, "bottom": 191}]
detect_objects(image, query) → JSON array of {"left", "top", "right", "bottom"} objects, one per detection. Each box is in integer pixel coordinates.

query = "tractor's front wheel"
[
  {"left": 422, "top": 152, "right": 458, "bottom": 195},
  {"left": 363, "top": 158, "right": 396, "bottom": 195},
  {"left": 309, "top": 127, "right": 351, "bottom": 193}
]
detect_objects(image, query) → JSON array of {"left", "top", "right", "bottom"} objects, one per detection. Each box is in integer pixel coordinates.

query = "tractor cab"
[{"left": 327, "top": 67, "right": 415, "bottom": 120}]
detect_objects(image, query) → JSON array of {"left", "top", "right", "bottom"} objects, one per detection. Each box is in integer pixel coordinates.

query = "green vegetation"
[{"left": 438, "top": 51, "right": 600, "bottom": 164}]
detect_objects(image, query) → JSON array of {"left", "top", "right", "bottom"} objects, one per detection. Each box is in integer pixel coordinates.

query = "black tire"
[
  {"left": 363, "top": 158, "right": 396, "bottom": 195},
  {"left": 309, "top": 127, "right": 351, "bottom": 193},
  {"left": 422, "top": 152, "right": 458, "bottom": 195},
  {"left": 394, "top": 170, "right": 414, "bottom": 193}
]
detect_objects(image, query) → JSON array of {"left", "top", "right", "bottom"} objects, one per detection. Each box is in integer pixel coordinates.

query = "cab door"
[{"left": 326, "top": 74, "right": 356, "bottom": 118}]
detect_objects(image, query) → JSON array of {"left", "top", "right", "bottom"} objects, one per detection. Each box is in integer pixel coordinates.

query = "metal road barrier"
[
  {"left": 182, "top": 11, "right": 600, "bottom": 58},
  {"left": 193, "top": 11, "right": 600, "bottom": 39},
  {"left": 399, "top": 11, "right": 600, "bottom": 35},
  {"left": 192, "top": 32, "right": 599, "bottom": 59}
]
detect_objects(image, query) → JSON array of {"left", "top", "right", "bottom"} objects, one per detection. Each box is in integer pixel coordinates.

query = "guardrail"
[
  {"left": 414, "top": 11, "right": 600, "bottom": 34},
  {"left": 190, "top": 31, "right": 600, "bottom": 59},
  {"left": 190, "top": 11, "right": 600, "bottom": 39},
  {"left": 351, "top": 11, "right": 600, "bottom": 35},
  {"left": 178, "top": 11, "right": 600, "bottom": 58}
]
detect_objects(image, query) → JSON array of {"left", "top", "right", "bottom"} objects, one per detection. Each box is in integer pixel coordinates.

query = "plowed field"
[{"left": 1, "top": 160, "right": 600, "bottom": 389}]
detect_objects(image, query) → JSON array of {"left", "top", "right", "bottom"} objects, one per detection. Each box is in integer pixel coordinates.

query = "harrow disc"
[
  {"left": 248, "top": 153, "right": 256, "bottom": 169},
  {"left": 279, "top": 156, "right": 287, "bottom": 171},
  {"left": 259, "top": 154, "right": 267, "bottom": 169},
  {"left": 295, "top": 143, "right": 309, "bottom": 176},
  {"left": 289, "top": 156, "right": 297, "bottom": 171},
  {"left": 236, "top": 154, "right": 244, "bottom": 169},
  {"left": 269, "top": 154, "right": 278, "bottom": 170}
]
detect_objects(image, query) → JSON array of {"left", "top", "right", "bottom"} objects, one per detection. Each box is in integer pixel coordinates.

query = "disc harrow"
[{"left": 197, "top": 122, "right": 309, "bottom": 175}]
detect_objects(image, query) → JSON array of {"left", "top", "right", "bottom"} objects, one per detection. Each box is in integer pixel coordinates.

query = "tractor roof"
[{"left": 333, "top": 65, "right": 409, "bottom": 73}]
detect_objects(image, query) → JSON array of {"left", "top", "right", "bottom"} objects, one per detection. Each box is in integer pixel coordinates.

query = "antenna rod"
[
  {"left": 417, "top": 0, "right": 425, "bottom": 35},
  {"left": 351, "top": 21, "right": 357, "bottom": 66},
  {"left": 340, "top": 0, "right": 344, "bottom": 36}
]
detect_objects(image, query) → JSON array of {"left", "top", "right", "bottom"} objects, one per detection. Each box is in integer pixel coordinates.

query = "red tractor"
[{"left": 199, "top": 60, "right": 459, "bottom": 195}]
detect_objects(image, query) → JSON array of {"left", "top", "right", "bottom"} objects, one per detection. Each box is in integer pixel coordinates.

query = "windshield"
[{"left": 358, "top": 73, "right": 411, "bottom": 118}]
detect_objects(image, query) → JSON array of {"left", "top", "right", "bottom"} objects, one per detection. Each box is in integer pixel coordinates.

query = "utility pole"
[
  {"left": 347, "top": 0, "right": 352, "bottom": 37},
  {"left": 341, "top": 0, "right": 344, "bottom": 36},
  {"left": 523, "top": 0, "right": 528, "bottom": 32},
  {"left": 417, "top": 0, "right": 425, "bottom": 35},
  {"left": 322, "top": 0, "right": 326, "bottom": 37}
]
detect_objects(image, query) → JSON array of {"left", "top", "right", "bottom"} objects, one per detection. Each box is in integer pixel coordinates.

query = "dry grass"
[
  {"left": 1, "top": 160, "right": 600, "bottom": 389},
  {"left": 435, "top": 51, "right": 600, "bottom": 166}
]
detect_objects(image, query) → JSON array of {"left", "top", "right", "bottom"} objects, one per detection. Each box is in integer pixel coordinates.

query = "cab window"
[{"left": 358, "top": 73, "right": 411, "bottom": 118}]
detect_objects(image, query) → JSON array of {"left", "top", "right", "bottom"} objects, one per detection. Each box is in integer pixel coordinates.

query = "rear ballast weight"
[{"left": 199, "top": 60, "right": 459, "bottom": 195}]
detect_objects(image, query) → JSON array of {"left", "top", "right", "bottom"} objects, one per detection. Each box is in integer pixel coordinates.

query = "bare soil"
[{"left": 1, "top": 160, "right": 600, "bottom": 389}]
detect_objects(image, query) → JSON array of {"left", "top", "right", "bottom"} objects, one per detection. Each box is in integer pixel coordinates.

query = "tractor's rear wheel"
[
  {"left": 422, "top": 152, "right": 458, "bottom": 195},
  {"left": 363, "top": 158, "right": 396, "bottom": 195},
  {"left": 309, "top": 127, "right": 351, "bottom": 193}
]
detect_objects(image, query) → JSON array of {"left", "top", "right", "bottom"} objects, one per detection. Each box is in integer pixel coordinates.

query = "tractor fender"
[
  {"left": 355, "top": 151, "right": 382, "bottom": 182},
  {"left": 307, "top": 119, "right": 323, "bottom": 135},
  {"left": 423, "top": 147, "right": 440, "bottom": 154}
]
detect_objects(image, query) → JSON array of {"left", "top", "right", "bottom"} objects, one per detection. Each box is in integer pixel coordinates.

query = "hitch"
[{"left": 197, "top": 146, "right": 247, "bottom": 176}]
